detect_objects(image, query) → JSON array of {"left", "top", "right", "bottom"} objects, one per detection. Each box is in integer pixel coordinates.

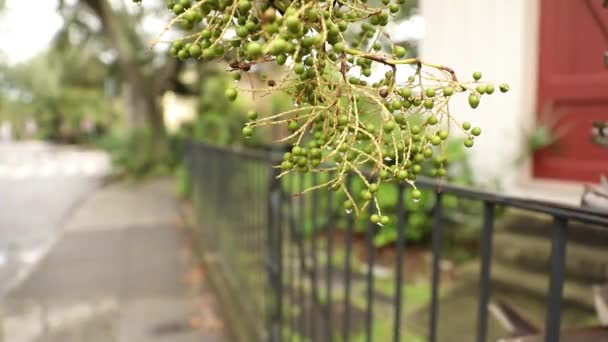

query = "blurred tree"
[
  {"left": 55, "top": 0, "right": 194, "bottom": 157},
  {"left": 0, "top": 46, "right": 114, "bottom": 142}
]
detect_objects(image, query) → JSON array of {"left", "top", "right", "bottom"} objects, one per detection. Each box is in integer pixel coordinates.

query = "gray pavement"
[
  {"left": 0, "top": 142, "right": 110, "bottom": 296},
  {"left": 1, "top": 177, "right": 226, "bottom": 341}
]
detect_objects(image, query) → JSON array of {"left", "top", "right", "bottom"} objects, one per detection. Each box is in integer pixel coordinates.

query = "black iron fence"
[{"left": 185, "top": 141, "right": 608, "bottom": 342}]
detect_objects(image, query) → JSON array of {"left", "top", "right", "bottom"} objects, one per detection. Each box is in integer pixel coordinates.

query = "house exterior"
[{"left": 420, "top": 0, "right": 608, "bottom": 205}]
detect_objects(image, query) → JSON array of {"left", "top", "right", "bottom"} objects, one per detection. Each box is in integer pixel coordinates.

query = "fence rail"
[{"left": 186, "top": 141, "right": 608, "bottom": 342}]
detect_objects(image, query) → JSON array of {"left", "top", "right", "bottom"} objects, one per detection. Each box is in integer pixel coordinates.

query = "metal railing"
[{"left": 185, "top": 141, "right": 608, "bottom": 342}]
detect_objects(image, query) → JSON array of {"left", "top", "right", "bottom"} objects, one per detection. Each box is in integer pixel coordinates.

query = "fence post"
[
  {"left": 267, "top": 162, "right": 282, "bottom": 342},
  {"left": 544, "top": 216, "right": 568, "bottom": 342}
]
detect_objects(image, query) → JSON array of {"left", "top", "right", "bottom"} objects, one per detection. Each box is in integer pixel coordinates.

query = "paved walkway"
[{"left": 1, "top": 178, "right": 226, "bottom": 342}]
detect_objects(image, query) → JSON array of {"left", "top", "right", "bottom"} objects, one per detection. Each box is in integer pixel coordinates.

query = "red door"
[{"left": 534, "top": 0, "right": 608, "bottom": 182}]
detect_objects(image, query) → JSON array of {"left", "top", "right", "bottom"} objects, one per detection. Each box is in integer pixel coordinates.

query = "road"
[{"left": 0, "top": 141, "right": 110, "bottom": 296}]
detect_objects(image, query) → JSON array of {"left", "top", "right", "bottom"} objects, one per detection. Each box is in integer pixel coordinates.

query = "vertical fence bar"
[
  {"left": 267, "top": 164, "right": 282, "bottom": 342},
  {"left": 544, "top": 216, "right": 568, "bottom": 342},
  {"left": 342, "top": 176, "right": 354, "bottom": 342},
  {"left": 365, "top": 203, "right": 376, "bottom": 342},
  {"left": 311, "top": 173, "right": 319, "bottom": 341},
  {"left": 276, "top": 171, "right": 284, "bottom": 342},
  {"left": 287, "top": 175, "right": 297, "bottom": 342},
  {"left": 325, "top": 184, "right": 335, "bottom": 342},
  {"left": 476, "top": 202, "right": 495, "bottom": 342},
  {"left": 429, "top": 192, "right": 443, "bottom": 342},
  {"left": 297, "top": 174, "right": 307, "bottom": 339},
  {"left": 393, "top": 184, "right": 406, "bottom": 342}
]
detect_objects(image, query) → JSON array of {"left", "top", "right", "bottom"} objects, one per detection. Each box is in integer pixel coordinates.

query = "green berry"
[
  {"left": 394, "top": 46, "right": 406, "bottom": 58},
  {"left": 391, "top": 100, "right": 402, "bottom": 111},
  {"left": 188, "top": 44, "right": 202, "bottom": 58},
  {"left": 369, "top": 183, "right": 379, "bottom": 193},
  {"left": 430, "top": 136, "right": 441, "bottom": 146},
  {"left": 411, "top": 189, "right": 422, "bottom": 200},
  {"left": 464, "top": 138, "right": 474, "bottom": 148},
  {"left": 380, "top": 216, "right": 390, "bottom": 225},
  {"left": 499, "top": 83, "right": 510, "bottom": 93},
  {"left": 344, "top": 200, "right": 354, "bottom": 210},
  {"left": 468, "top": 94, "right": 480, "bottom": 109},
  {"left": 246, "top": 110, "right": 258, "bottom": 121},
  {"left": 443, "top": 86, "right": 454, "bottom": 96},
  {"left": 399, "top": 87, "right": 412, "bottom": 98},
  {"left": 471, "top": 127, "right": 482, "bottom": 136},
  {"left": 333, "top": 42, "right": 346, "bottom": 53},
  {"left": 462, "top": 121, "right": 472, "bottom": 130},
  {"left": 242, "top": 126, "right": 253, "bottom": 137},
  {"left": 383, "top": 120, "right": 396, "bottom": 133},
  {"left": 472, "top": 71, "right": 482, "bottom": 81},
  {"left": 423, "top": 148, "right": 433, "bottom": 158},
  {"left": 425, "top": 88, "right": 436, "bottom": 98},
  {"left": 361, "top": 189, "right": 373, "bottom": 201},
  {"left": 370, "top": 214, "right": 380, "bottom": 224},
  {"left": 246, "top": 42, "right": 263, "bottom": 59},
  {"left": 225, "top": 88, "right": 238, "bottom": 101},
  {"left": 288, "top": 121, "right": 299, "bottom": 132}
]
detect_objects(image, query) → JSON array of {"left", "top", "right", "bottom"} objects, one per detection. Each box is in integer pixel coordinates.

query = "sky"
[
  {"left": 0, "top": 1, "right": 424, "bottom": 66},
  {"left": 0, "top": 0, "right": 64, "bottom": 64}
]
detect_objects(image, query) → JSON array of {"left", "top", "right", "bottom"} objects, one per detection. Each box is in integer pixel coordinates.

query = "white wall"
[{"left": 420, "top": 0, "right": 540, "bottom": 192}]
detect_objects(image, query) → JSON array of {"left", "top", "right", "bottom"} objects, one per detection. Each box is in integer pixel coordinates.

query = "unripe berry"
[
  {"left": 399, "top": 87, "right": 412, "bottom": 98},
  {"left": 394, "top": 46, "right": 406, "bottom": 58},
  {"left": 242, "top": 126, "right": 253, "bottom": 137},
  {"left": 485, "top": 84, "right": 495, "bottom": 94},
  {"left": 369, "top": 183, "right": 379, "bottom": 193},
  {"left": 380, "top": 216, "right": 390, "bottom": 225},
  {"left": 246, "top": 110, "right": 258, "bottom": 121},
  {"left": 468, "top": 94, "right": 480, "bottom": 109},
  {"left": 443, "top": 86, "right": 454, "bottom": 96},
  {"left": 188, "top": 44, "right": 202, "bottom": 58},
  {"left": 225, "top": 88, "right": 238, "bottom": 101},
  {"left": 246, "top": 42, "right": 263, "bottom": 59}
]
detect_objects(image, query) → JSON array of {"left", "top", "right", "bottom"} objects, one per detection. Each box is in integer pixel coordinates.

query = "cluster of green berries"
[
  {"left": 467, "top": 71, "right": 510, "bottom": 110},
  {"left": 135, "top": 0, "right": 510, "bottom": 223}
]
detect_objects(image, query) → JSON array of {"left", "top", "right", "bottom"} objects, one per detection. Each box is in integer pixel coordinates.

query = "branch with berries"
[{"left": 134, "top": 0, "right": 510, "bottom": 224}]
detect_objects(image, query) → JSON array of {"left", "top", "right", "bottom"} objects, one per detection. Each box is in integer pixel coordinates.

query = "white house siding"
[{"left": 417, "top": 0, "right": 584, "bottom": 203}]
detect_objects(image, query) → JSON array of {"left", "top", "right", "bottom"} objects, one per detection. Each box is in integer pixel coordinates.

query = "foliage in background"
[{"left": 0, "top": 47, "right": 114, "bottom": 143}]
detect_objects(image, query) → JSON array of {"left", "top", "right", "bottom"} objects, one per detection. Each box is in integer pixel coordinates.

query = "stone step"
[
  {"left": 493, "top": 231, "right": 608, "bottom": 284},
  {"left": 460, "top": 262, "right": 595, "bottom": 310},
  {"left": 500, "top": 210, "right": 608, "bottom": 248}
]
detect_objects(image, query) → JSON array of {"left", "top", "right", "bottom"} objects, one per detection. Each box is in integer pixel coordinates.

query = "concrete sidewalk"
[{"left": 1, "top": 178, "right": 226, "bottom": 342}]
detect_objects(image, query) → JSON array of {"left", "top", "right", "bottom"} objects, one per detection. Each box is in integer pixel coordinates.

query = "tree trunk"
[{"left": 83, "top": 0, "right": 168, "bottom": 148}]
